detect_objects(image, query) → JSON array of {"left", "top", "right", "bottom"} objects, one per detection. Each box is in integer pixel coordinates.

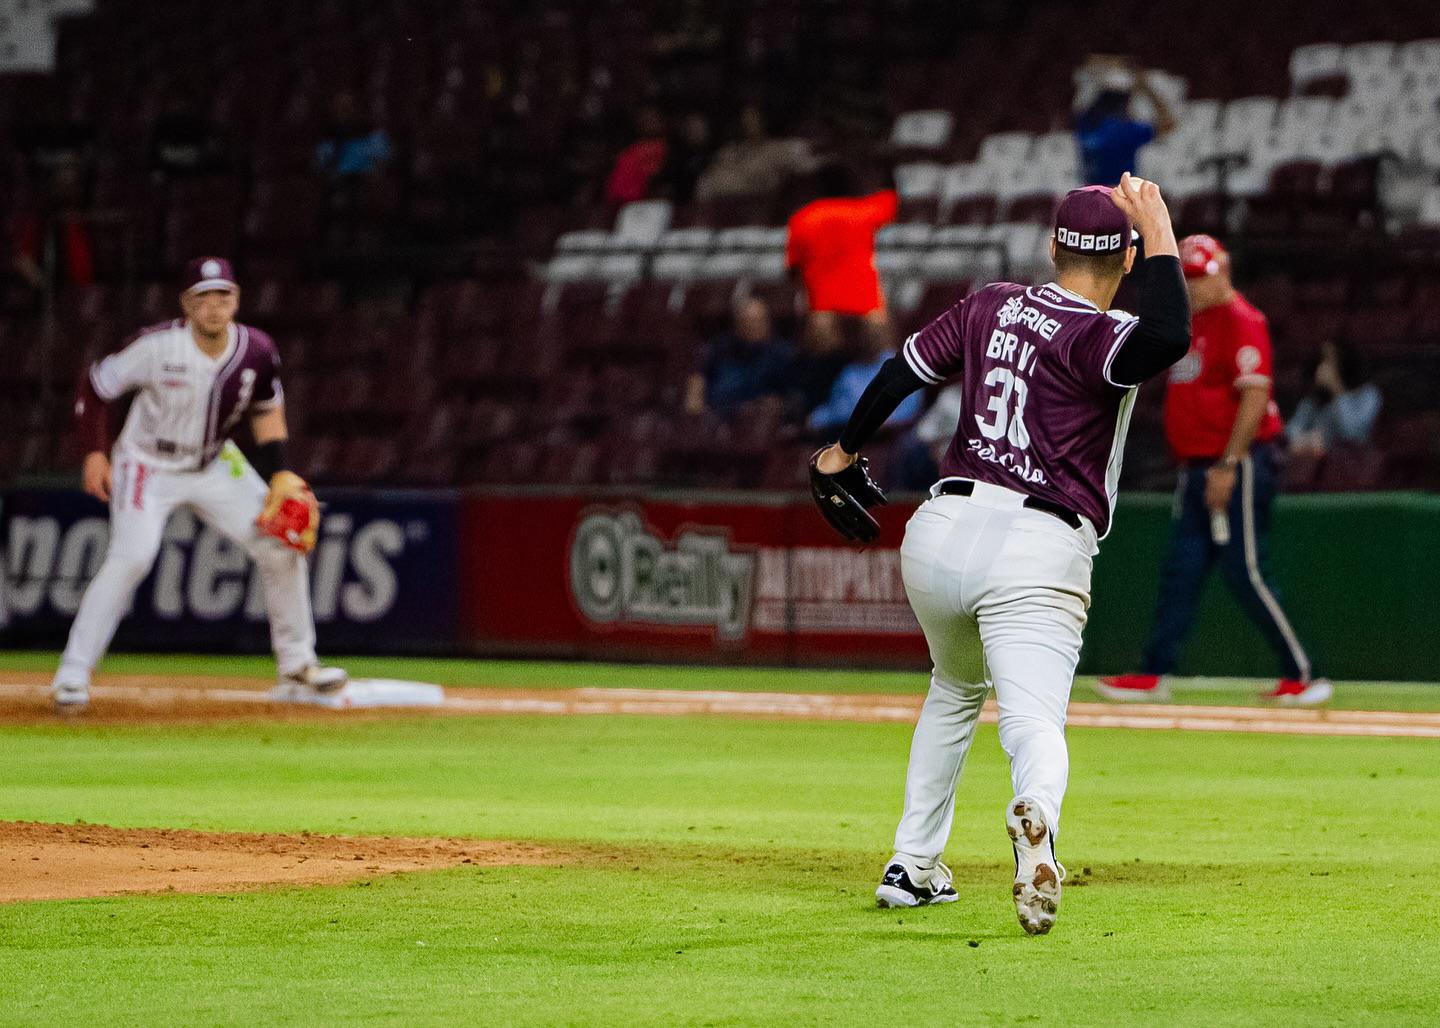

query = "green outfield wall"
[{"left": 1084, "top": 492, "right": 1440, "bottom": 681}]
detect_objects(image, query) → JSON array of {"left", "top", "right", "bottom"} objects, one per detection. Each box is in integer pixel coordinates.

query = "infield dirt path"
[{"left": 2, "top": 672, "right": 1439, "bottom": 738}]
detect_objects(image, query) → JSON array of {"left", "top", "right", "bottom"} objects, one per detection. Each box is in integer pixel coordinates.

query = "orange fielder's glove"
[{"left": 255, "top": 470, "right": 320, "bottom": 553}]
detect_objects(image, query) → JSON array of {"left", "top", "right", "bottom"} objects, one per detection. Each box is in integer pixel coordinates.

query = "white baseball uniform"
[
  {"left": 890, "top": 282, "right": 1141, "bottom": 865},
  {"left": 57, "top": 319, "right": 319, "bottom": 684}
]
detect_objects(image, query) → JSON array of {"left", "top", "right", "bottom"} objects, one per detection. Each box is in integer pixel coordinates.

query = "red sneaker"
[
  {"left": 1094, "top": 674, "right": 1171, "bottom": 703},
  {"left": 1263, "top": 678, "right": 1333, "bottom": 707}
]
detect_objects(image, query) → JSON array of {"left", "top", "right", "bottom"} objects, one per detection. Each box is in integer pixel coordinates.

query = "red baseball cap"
[
  {"left": 182, "top": 256, "right": 239, "bottom": 294},
  {"left": 1179, "top": 234, "right": 1227, "bottom": 278}
]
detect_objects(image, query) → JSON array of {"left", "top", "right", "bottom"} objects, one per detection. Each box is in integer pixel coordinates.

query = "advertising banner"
[
  {"left": 459, "top": 493, "right": 928, "bottom": 667},
  {"left": 1, "top": 488, "right": 459, "bottom": 653}
]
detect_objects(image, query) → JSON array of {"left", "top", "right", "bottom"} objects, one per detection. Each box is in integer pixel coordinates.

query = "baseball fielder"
[
  {"left": 1098, "top": 234, "right": 1331, "bottom": 707},
  {"left": 810, "top": 175, "right": 1189, "bottom": 934},
  {"left": 51, "top": 257, "right": 345, "bottom": 712}
]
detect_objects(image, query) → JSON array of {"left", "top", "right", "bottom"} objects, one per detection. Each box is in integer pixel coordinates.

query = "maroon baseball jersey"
[{"left": 902, "top": 282, "right": 1140, "bottom": 536}]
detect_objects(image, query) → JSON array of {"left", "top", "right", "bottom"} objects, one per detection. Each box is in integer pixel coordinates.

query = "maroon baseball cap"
[
  {"left": 1053, "top": 185, "right": 1132, "bottom": 255},
  {"left": 182, "top": 256, "right": 239, "bottom": 294}
]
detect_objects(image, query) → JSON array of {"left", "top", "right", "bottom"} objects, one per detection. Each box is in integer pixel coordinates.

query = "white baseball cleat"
[
  {"left": 278, "top": 663, "right": 348, "bottom": 694},
  {"left": 51, "top": 679, "right": 90, "bottom": 714},
  {"left": 1007, "top": 796, "right": 1065, "bottom": 936},
  {"left": 1263, "top": 678, "right": 1333, "bottom": 707},
  {"left": 875, "top": 856, "right": 958, "bottom": 908}
]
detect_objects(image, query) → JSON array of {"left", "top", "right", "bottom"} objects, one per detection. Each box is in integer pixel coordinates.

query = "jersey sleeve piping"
[
  {"left": 902, "top": 332, "right": 945, "bottom": 385},
  {"left": 1101, "top": 317, "right": 1142, "bottom": 388}
]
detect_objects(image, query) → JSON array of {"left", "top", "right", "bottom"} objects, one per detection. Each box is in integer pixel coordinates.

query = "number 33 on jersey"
[{"left": 902, "top": 282, "right": 1142, "bottom": 537}]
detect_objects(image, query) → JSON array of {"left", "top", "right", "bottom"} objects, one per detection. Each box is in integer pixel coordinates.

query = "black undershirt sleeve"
[
  {"left": 1108, "top": 254, "right": 1192, "bottom": 387},
  {"left": 837, "top": 357, "right": 928, "bottom": 454},
  {"left": 251, "top": 439, "right": 289, "bottom": 481}
]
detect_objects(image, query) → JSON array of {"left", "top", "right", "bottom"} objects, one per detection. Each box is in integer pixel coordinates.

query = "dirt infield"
[
  {"left": 3, "top": 672, "right": 1440, "bottom": 738},
  {"left": 0, "top": 820, "right": 558, "bottom": 903}
]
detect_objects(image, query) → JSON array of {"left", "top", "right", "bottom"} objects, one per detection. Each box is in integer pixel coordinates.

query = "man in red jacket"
[{"left": 1098, "top": 235, "right": 1331, "bottom": 706}]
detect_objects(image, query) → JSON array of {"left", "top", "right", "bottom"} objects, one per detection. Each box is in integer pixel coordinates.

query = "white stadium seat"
[
  {"left": 610, "top": 200, "right": 672, "bottom": 248},
  {"left": 555, "top": 230, "right": 610, "bottom": 252},
  {"left": 1290, "top": 43, "right": 1344, "bottom": 90},
  {"left": 875, "top": 248, "right": 923, "bottom": 276},
  {"left": 1219, "top": 97, "right": 1279, "bottom": 152},
  {"left": 1418, "top": 129, "right": 1440, "bottom": 170},
  {"left": 715, "top": 226, "right": 774, "bottom": 249},
  {"left": 1277, "top": 96, "right": 1334, "bottom": 131},
  {"left": 891, "top": 110, "right": 954, "bottom": 150},
  {"left": 1348, "top": 66, "right": 1406, "bottom": 101},
  {"left": 978, "top": 132, "right": 1035, "bottom": 171},
  {"left": 697, "top": 251, "right": 759, "bottom": 279},
  {"left": 650, "top": 251, "right": 705, "bottom": 280},
  {"left": 543, "top": 254, "right": 600, "bottom": 281},
  {"left": 939, "top": 162, "right": 998, "bottom": 211},
  {"left": 1397, "top": 38, "right": 1440, "bottom": 75},
  {"left": 877, "top": 223, "right": 935, "bottom": 248},
  {"left": 658, "top": 227, "right": 714, "bottom": 251},
  {"left": 895, "top": 162, "right": 945, "bottom": 199},
  {"left": 1343, "top": 41, "right": 1397, "bottom": 77},
  {"left": 1418, "top": 187, "right": 1440, "bottom": 226},
  {"left": 595, "top": 253, "right": 644, "bottom": 281}
]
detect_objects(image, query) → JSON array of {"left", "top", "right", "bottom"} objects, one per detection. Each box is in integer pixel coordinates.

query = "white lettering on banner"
[
  {"left": 968, "top": 437, "right": 1049, "bottom": 485},
  {"left": 343, "top": 520, "right": 403, "bottom": 621},
  {"left": 188, "top": 529, "right": 248, "bottom": 619},
  {"left": 569, "top": 510, "right": 755, "bottom": 640},
  {"left": 2, "top": 509, "right": 412, "bottom": 624},
  {"left": 751, "top": 546, "right": 919, "bottom": 635},
  {"left": 5, "top": 517, "right": 60, "bottom": 615},
  {"left": 311, "top": 515, "right": 352, "bottom": 620},
  {"left": 52, "top": 519, "right": 107, "bottom": 615}
]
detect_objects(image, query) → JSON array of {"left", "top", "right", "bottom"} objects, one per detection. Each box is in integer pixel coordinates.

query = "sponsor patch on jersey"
[
  {"left": 161, "top": 378, "right": 187, "bottom": 389},
  {"left": 161, "top": 363, "right": 188, "bottom": 373},
  {"left": 1169, "top": 351, "right": 1202, "bottom": 384},
  {"left": 1236, "top": 345, "right": 1263, "bottom": 374}
]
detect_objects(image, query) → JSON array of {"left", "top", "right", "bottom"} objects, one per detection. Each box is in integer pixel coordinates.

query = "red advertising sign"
[{"left": 459, "top": 493, "right": 929, "bottom": 667}]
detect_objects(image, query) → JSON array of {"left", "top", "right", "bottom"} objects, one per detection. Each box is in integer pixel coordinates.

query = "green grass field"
[{"left": 2, "top": 655, "right": 1439, "bottom": 1025}]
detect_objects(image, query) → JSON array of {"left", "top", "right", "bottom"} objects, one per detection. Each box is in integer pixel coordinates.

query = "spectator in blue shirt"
[
  {"left": 316, "top": 93, "right": 391, "bottom": 179},
  {"left": 806, "top": 331, "right": 921, "bottom": 435},
  {"left": 1289, "top": 341, "right": 1382, "bottom": 455},
  {"left": 685, "top": 296, "right": 794, "bottom": 418},
  {"left": 1073, "top": 56, "right": 1176, "bottom": 187}
]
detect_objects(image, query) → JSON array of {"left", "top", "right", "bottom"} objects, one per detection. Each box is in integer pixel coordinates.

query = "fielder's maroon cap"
[
  {"left": 1179, "top": 233, "right": 1228, "bottom": 278},
  {"left": 1053, "top": 185, "right": 1132, "bottom": 255},
  {"left": 182, "top": 256, "right": 239, "bottom": 294}
]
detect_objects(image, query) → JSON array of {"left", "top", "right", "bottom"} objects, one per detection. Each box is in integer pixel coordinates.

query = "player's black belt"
[{"left": 935, "top": 479, "right": 1084, "bottom": 530}]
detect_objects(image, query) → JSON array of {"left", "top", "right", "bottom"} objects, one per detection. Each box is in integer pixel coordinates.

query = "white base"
[{"left": 269, "top": 678, "right": 445, "bottom": 709}]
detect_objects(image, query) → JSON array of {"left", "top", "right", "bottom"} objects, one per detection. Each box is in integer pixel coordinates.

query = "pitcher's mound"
[{"left": 0, "top": 821, "right": 556, "bottom": 903}]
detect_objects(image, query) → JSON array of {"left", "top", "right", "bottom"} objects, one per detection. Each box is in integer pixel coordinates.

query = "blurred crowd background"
[{"left": 3, "top": 0, "right": 1439, "bottom": 493}]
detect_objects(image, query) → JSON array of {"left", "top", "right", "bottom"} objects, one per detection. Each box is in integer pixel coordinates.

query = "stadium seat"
[
  {"left": 610, "top": 200, "right": 672, "bottom": 249},
  {"left": 1289, "top": 43, "right": 1344, "bottom": 91},
  {"left": 890, "top": 110, "right": 954, "bottom": 151}
]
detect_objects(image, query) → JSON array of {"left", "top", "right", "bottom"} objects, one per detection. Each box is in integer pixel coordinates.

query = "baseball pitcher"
[
  {"left": 51, "top": 257, "right": 345, "bottom": 712},
  {"left": 810, "top": 175, "right": 1189, "bottom": 934}
]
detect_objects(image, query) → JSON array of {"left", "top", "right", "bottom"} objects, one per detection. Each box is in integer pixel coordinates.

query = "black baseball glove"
[{"left": 809, "top": 449, "right": 888, "bottom": 544}]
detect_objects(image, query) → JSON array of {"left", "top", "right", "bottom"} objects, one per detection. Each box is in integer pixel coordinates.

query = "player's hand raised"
[
  {"left": 1110, "top": 172, "right": 1179, "bottom": 258},
  {"left": 82, "top": 451, "right": 112, "bottom": 503}
]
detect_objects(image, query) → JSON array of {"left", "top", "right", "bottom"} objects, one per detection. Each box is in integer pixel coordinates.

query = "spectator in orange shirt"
[{"left": 786, "top": 162, "right": 898, "bottom": 357}]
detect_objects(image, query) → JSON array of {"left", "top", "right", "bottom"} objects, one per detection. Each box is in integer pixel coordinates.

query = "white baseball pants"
[
  {"left": 57, "top": 445, "right": 318, "bottom": 683},
  {"left": 892, "top": 481, "right": 1097, "bottom": 866}
]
